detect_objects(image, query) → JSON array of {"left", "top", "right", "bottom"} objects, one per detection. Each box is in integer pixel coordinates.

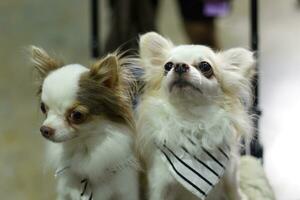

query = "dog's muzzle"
[
  {"left": 174, "top": 63, "right": 189, "bottom": 75},
  {"left": 170, "top": 79, "right": 202, "bottom": 93}
]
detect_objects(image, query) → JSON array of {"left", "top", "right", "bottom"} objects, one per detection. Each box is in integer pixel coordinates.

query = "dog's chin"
[
  {"left": 169, "top": 79, "right": 202, "bottom": 94},
  {"left": 46, "top": 134, "right": 78, "bottom": 143}
]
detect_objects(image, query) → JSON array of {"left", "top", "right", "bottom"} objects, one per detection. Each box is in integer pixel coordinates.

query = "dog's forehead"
[
  {"left": 169, "top": 45, "right": 215, "bottom": 63},
  {"left": 41, "top": 64, "right": 89, "bottom": 109}
]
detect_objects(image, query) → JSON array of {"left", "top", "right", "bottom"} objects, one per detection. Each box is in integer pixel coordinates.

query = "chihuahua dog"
[
  {"left": 136, "top": 32, "right": 255, "bottom": 200},
  {"left": 31, "top": 46, "right": 139, "bottom": 200}
]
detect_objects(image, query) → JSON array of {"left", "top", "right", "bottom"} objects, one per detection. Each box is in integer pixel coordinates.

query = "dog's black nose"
[
  {"left": 174, "top": 63, "right": 189, "bottom": 75},
  {"left": 40, "top": 126, "right": 55, "bottom": 138}
]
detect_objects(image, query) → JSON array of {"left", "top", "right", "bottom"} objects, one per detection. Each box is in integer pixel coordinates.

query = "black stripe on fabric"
[
  {"left": 218, "top": 147, "right": 229, "bottom": 160},
  {"left": 81, "top": 179, "right": 88, "bottom": 196},
  {"left": 164, "top": 145, "right": 213, "bottom": 186},
  {"left": 181, "top": 146, "right": 220, "bottom": 178},
  {"left": 187, "top": 137, "right": 196, "bottom": 146},
  {"left": 202, "top": 147, "right": 225, "bottom": 168},
  {"left": 160, "top": 149, "right": 207, "bottom": 197},
  {"left": 89, "top": 192, "right": 93, "bottom": 200},
  {"left": 223, "top": 143, "right": 230, "bottom": 151}
]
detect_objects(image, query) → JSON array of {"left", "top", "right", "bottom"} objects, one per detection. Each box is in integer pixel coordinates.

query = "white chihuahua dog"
[
  {"left": 31, "top": 47, "right": 139, "bottom": 200},
  {"left": 136, "top": 32, "right": 255, "bottom": 200}
]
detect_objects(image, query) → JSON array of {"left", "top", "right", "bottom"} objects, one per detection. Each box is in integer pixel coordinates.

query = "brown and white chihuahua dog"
[
  {"left": 31, "top": 46, "right": 139, "bottom": 200},
  {"left": 136, "top": 32, "right": 255, "bottom": 200}
]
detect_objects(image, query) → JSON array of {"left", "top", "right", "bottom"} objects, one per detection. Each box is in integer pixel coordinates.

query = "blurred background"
[{"left": 0, "top": 0, "right": 300, "bottom": 199}]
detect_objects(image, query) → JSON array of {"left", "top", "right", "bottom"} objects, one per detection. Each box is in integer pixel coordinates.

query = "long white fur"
[
  {"left": 42, "top": 64, "right": 139, "bottom": 200},
  {"left": 137, "top": 32, "right": 255, "bottom": 200}
]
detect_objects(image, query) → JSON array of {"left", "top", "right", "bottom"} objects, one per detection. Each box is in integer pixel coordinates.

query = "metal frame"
[
  {"left": 91, "top": 0, "right": 100, "bottom": 58},
  {"left": 250, "top": 0, "right": 263, "bottom": 158}
]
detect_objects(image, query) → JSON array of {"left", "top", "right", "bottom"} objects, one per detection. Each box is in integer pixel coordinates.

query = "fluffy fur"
[
  {"left": 31, "top": 46, "right": 139, "bottom": 200},
  {"left": 136, "top": 32, "right": 255, "bottom": 200},
  {"left": 239, "top": 156, "right": 275, "bottom": 200}
]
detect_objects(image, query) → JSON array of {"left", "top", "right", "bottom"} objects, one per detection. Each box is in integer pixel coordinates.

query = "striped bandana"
[{"left": 157, "top": 139, "right": 230, "bottom": 199}]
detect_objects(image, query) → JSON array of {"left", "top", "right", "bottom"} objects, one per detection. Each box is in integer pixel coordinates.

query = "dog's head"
[
  {"left": 139, "top": 32, "right": 255, "bottom": 108},
  {"left": 31, "top": 46, "right": 135, "bottom": 142}
]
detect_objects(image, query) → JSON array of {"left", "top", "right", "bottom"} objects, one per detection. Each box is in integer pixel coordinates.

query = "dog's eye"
[
  {"left": 164, "top": 62, "right": 174, "bottom": 72},
  {"left": 69, "top": 110, "right": 86, "bottom": 124},
  {"left": 40, "top": 102, "right": 47, "bottom": 114},
  {"left": 197, "top": 61, "right": 214, "bottom": 78}
]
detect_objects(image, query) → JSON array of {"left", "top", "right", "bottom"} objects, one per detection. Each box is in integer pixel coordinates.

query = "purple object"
[{"left": 203, "top": 1, "right": 230, "bottom": 17}]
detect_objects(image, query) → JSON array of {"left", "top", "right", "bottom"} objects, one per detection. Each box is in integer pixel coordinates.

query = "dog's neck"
[
  {"left": 147, "top": 95, "right": 230, "bottom": 149},
  {"left": 61, "top": 130, "right": 103, "bottom": 154},
  {"left": 161, "top": 90, "right": 220, "bottom": 120},
  {"left": 52, "top": 122, "right": 134, "bottom": 180},
  {"left": 170, "top": 99, "right": 221, "bottom": 123},
  {"left": 58, "top": 122, "right": 131, "bottom": 165}
]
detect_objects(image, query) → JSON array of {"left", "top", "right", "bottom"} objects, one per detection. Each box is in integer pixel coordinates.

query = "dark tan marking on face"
[
  {"left": 77, "top": 53, "right": 136, "bottom": 132},
  {"left": 65, "top": 104, "right": 90, "bottom": 126}
]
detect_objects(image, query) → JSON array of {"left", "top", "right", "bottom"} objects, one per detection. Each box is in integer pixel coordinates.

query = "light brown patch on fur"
[
  {"left": 30, "top": 46, "right": 63, "bottom": 95},
  {"left": 77, "top": 53, "right": 137, "bottom": 133},
  {"left": 142, "top": 73, "right": 164, "bottom": 95},
  {"left": 90, "top": 54, "right": 120, "bottom": 89}
]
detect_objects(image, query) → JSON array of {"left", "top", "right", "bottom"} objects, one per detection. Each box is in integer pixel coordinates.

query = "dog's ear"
[
  {"left": 139, "top": 32, "right": 173, "bottom": 66},
  {"left": 30, "top": 46, "right": 63, "bottom": 79},
  {"left": 218, "top": 48, "right": 256, "bottom": 108},
  {"left": 219, "top": 48, "right": 255, "bottom": 81},
  {"left": 90, "top": 54, "right": 120, "bottom": 88}
]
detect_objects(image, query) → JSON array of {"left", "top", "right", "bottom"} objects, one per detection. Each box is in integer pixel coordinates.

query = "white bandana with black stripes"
[{"left": 157, "top": 139, "right": 230, "bottom": 199}]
